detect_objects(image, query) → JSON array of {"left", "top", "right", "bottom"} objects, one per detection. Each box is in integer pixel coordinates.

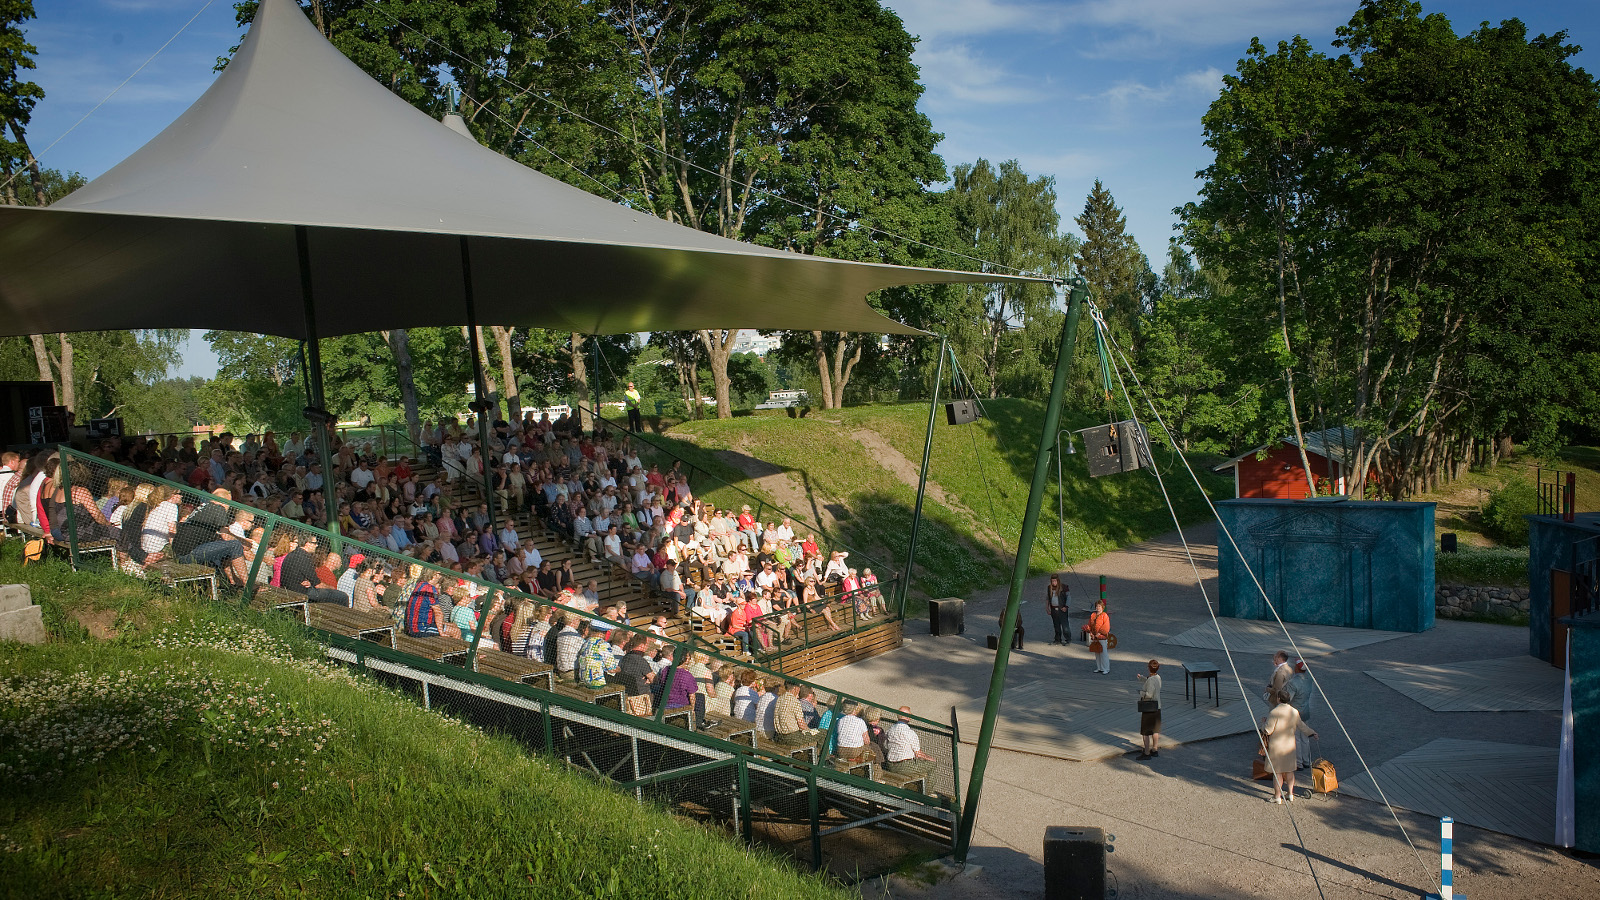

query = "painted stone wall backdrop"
[
  {"left": 1435, "top": 583, "right": 1530, "bottom": 620},
  {"left": 1217, "top": 499, "right": 1436, "bottom": 632}
]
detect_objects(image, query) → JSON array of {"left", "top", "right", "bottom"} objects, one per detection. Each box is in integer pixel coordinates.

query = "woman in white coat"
[{"left": 1262, "top": 689, "right": 1317, "bottom": 803}]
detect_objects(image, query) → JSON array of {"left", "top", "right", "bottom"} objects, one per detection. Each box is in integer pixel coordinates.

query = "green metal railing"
[
  {"left": 52, "top": 446, "right": 959, "bottom": 800},
  {"left": 745, "top": 576, "right": 899, "bottom": 670}
]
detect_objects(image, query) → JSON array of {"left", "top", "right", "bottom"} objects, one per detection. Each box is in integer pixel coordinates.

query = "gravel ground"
[{"left": 819, "top": 523, "right": 1600, "bottom": 899}]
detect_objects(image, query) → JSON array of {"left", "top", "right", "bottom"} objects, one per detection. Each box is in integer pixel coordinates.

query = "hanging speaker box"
[
  {"left": 945, "top": 399, "right": 979, "bottom": 425},
  {"left": 1081, "top": 420, "right": 1151, "bottom": 477}
]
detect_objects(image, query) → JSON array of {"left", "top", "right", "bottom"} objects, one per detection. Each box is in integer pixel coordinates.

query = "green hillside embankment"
[
  {"left": 653, "top": 399, "right": 1230, "bottom": 600},
  {"left": 0, "top": 548, "right": 851, "bottom": 900}
]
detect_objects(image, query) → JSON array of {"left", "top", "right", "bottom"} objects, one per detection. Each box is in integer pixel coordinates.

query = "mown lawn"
[{"left": 0, "top": 547, "right": 852, "bottom": 900}]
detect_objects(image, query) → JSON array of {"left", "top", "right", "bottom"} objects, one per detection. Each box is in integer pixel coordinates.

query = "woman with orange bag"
[{"left": 1088, "top": 599, "right": 1111, "bottom": 674}]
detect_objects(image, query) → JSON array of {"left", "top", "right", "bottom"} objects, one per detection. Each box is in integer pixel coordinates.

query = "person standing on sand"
[
  {"left": 1136, "top": 659, "right": 1162, "bottom": 759},
  {"left": 1262, "top": 689, "right": 1316, "bottom": 803},
  {"left": 1047, "top": 574, "right": 1070, "bottom": 644}
]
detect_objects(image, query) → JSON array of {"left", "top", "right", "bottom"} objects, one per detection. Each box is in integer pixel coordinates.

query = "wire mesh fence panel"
[{"left": 51, "top": 447, "right": 963, "bottom": 846}]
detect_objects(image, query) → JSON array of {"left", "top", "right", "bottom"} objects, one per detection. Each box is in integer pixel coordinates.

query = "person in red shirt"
[
  {"left": 801, "top": 535, "right": 819, "bottom": 562},
  {"left": 736, "top": 505, "right": 758, "bottom": 551},
  {"left": 394, "top": 457, "right": 413, "bottom": 481},
  {"left": 726, "top": 594, "right": 762, "bottom": 655}
]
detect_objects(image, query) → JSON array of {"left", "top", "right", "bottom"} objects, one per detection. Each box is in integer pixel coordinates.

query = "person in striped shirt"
[{"left": 883, "top": 706, "right": 935, "bottom": 776}]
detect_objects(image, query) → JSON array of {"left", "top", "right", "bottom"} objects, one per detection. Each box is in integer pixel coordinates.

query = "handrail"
[
  {"left": 573, "top": 402, "right": 897, "bottom": 577},
  {"left": 54, "top": 445, "right": 951, "bottom": 734},
  {"left": 744, "top": 577, "right": 897, "bottom": 663},
  {"left": 317, "top": 629, "right": 952, "bottom": 811}
]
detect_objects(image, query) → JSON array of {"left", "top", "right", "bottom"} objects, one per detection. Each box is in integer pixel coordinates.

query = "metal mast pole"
[
  {"left": 954, "top": 280, "right": 1085, "bottom": 862},
  {"left": 898, "top": 334, "right": 948, "bottom": 618},
  {"left": 296, "top": 225, "right": 340, "bottom": 542}
]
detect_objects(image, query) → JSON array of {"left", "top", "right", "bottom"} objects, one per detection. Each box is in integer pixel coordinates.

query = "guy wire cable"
[
  {"left": 1088, "top": 300, "right": 1327, "bottom": 899},
  {"left": 0, "top": 0, "right": 217, "bottom": 198},
  {"left": 1093, "top": 307, "right": 1441, "bottom": 895}
]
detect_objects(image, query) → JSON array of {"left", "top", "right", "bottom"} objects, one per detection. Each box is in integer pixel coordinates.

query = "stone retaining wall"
[{"left": 1436, "top": 582, "right": 1529, "bottom": 620}]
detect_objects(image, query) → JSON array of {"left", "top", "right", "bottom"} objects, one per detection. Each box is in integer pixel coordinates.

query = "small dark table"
[{"left": 1183, "top": 661, "right": 1221, "bottom": 709}]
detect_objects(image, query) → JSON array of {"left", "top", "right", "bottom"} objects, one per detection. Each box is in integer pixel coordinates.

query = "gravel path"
[{"left": 818, "top": 523, "right": 1599, "bottom": 899}]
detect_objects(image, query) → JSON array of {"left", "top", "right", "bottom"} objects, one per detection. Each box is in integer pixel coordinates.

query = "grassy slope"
[
  {"left": 0, "top": 549, "right": 850, "bottom": 900},
  {"left": 1413, "top": 445, "right": 1600, "bottom": 588},
  {"left": 663, "top": 400, "right": 1230, "bottom": 599}
]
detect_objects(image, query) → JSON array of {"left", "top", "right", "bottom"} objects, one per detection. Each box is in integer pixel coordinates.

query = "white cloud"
[
  {"left": 916, "top": 43, "right": 1049, "bottom": 107},
  {"left": 1093, "top": 66, "right": 1225, "bottom": 108},
  {"left": 1066, "top": 0, "right": 1348, "bottom": 57},
  {"left": 885, "top": 0, "right": 1068, "bottom": 40}
]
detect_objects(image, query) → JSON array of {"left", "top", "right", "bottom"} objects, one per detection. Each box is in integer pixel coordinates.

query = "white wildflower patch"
[{"left": 0, "top": 658, "right": 339, "bottom": 788}]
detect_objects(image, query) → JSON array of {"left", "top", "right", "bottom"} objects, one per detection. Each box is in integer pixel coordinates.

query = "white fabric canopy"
[{"left": 0, "top": 0, "right": 1041, "bottom": 340}]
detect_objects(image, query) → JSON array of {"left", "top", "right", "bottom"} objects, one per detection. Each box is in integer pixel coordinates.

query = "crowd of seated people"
[
  {"left": 29, "top": 408, "right": 886, "bottom": 656},
  {"left": 8, "top": 425, "right": 944, "bottom": 789}
]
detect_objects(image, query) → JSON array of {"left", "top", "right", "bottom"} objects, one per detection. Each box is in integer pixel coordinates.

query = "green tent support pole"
[
  {"left": 60, "top": 454, "right": 80, "bottom": 570},
  {"left": 242, "top": 520, "right": 276, "bottom": 608},
  {"left": 954, "top": 280, "right": 1085, "bottom": 863},
  {"left": 899, "top": 334, "right": 947, "bottom": 619},
  {"left": 459, "top": 236, "right": 500, "bottom": 672},
  {"left": 295, "top": 225, "right": 340, "bottom": 549}
]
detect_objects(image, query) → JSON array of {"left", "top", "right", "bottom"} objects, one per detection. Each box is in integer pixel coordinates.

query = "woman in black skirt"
[{"left": 1136, "top": 659, "right": 1162, "bottom": 760}]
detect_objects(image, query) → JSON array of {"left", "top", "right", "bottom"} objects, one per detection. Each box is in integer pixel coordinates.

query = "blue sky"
[{"left": 19, "top": 0, "right": 1600, "bottom": 378}]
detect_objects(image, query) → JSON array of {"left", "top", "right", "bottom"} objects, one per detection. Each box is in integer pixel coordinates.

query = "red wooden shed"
[{"left": 1213, "top": 427, "right": 1359, "bottom": 499}]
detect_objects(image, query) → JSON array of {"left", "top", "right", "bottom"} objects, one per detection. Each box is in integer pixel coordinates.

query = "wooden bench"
[
  {"left": 74, "top": 539, "right": 118, "bottom": 569},
  {"left": 475, "top": 649, "right": 554, "bottom": 691},
  {"left": 878, "top": 769, "right": 927, "bottom": 795},
  {"left": 701, "top": 719, "right": 757, "bottom": 748},
  {"left": 250, "top": 586, "right": 311, "bottom": 625},
  {"left": 661, "top": 704, "right": 695, "bottom": 731},
  {"left": 757, "top": 733, "right": 819, "bottom": 766},
  {"left": 156, "top": 561, "right": 218, "bottom": 601},
  {"left": 551, "top": 680, "right": 624, "bottom": 710},
  {"left": 394, "top": 633, "right": 472, "bottom": 668},
  {"left": 307, "top": 602, "right": 394, "bottom": 646}
]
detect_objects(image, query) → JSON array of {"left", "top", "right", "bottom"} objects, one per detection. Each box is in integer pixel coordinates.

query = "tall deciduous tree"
[
  {"left": 944, "top": 158, "right": 1075, "bottom": 398},
  {"left": 1181, "top": 0, "right": 1600, "bottom": 497}
]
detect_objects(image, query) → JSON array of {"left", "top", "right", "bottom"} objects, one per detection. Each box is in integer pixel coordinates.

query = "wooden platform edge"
[{"left": 760, "top": 619, "right": 903, "bottom": 680}]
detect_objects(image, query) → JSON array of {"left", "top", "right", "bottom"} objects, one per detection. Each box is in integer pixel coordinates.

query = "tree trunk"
[
  {"left": 698, "top": 329, "right": 734, "bottom": 419},
  {"left": 830, "top": 336, "right": 862, "bottom": 409},
  {"left": 460, "top": 326, "right": 499, "bottom": 420},
  {"left": 491, "top": 326, "right": 521, "bottom": 425},
  {"left": 56, "top": 334, "right": 76, "bottom": 414},
  {"left": 811, "top": 331, "right": 834, "bottom": 410},
  {"left": 29, "top": 334, "right": 55, "bottom": 402},
  {"left": 570, "top": 333, "right": 591, "bottom": 432},
  {"left": 1272, "top": 188, "right": 1318, "bottom": 497},
  {"left": 382, "top": 329, "right": 422, "bottom": 444}
]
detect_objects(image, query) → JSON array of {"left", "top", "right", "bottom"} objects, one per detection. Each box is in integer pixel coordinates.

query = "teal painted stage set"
[{"left": 1216, "top": 499, "right": 1436, "bottom": 633}]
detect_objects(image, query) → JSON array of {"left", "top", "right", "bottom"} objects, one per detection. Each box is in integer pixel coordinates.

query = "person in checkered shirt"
[{"left": 884, "top": 706, "right": 935, "bottom": 776}]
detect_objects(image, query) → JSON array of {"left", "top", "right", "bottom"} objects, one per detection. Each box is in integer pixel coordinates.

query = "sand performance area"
[{"left": 820, "top": 524, "right": 1599, "bottom": 900}]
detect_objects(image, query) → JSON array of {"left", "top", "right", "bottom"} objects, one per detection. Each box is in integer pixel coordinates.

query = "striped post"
[
  {"left": 1099, "top": 574, "right": 1107, "bottom": 606},
  {"left": 1426, "top": 816, "right": 1458, "bottom": 899},
  {"left": 1440, "top": 817, "right": 1453, "bottom": 900}
]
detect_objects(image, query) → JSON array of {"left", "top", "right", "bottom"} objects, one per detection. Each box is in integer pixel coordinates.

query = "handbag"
[
  {"left": 1137, "top": 699, "right": 1159, "bottom": 713},
  {"left": 1312, "top": 758, "right": 1338, "bottom": 793},
  {"left": 1089, "top": 639, "right": 1103, "bottom": 652},
  {"left": 1251, "top": 757, "right": 1272, "bottom": 781},
  {"left": 624, "top": 693, "right": 654, "bottom": 717}
]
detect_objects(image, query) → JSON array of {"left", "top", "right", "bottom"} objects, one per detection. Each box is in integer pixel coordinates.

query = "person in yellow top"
[
  {"left": 624, "top": 382, "right": 643, "bottom": 431},
  {"left": 1088, "top": 599, "right": 1111, "bottom": 674}
]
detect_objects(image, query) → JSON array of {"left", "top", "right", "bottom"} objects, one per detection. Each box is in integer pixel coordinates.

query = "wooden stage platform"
[{"left": 1339, "top": 738, "right": 1556, "bottom": 845}]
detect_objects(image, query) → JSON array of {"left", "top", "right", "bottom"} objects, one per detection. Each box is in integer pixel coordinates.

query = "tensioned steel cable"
[
  {"left": 0, "top": 0, "right": 217, "bottom": 198},
  {"left": 1093, "top": 304, "right": 1441, "bottom": 896},
  {"left": 1087, "top": 300, "right": 1327, "bottom": 899}
]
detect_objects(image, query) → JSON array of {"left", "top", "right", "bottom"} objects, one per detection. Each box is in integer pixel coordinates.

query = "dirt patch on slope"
[
  {"left": 713, "top": 440, "right": 844, "bottom": 536},
  {"left": 848, "top": 429, "right": 1007, "bottom": 550}
]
